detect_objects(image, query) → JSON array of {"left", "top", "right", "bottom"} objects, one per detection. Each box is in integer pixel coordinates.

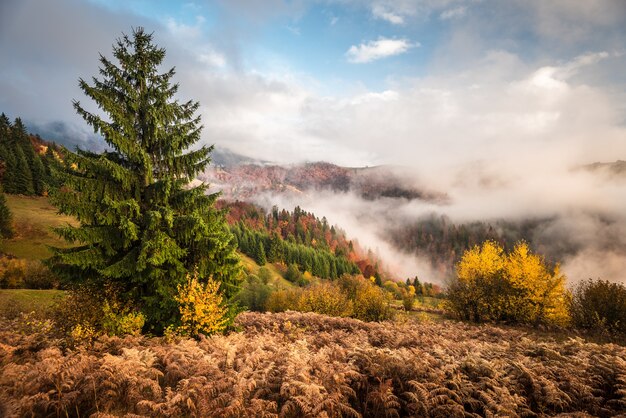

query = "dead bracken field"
[{"left": 1, "top": 311, "right": 625, "bottom": 418}]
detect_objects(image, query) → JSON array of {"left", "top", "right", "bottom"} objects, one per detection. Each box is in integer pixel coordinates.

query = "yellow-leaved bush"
[
  {"left": 174, "top": 273, "right": 228, "bottom": 337},
  {"left": 296, "top": 282, "right": 354, "bottom": 317},
  {"left": 101, "top": 300, "right": 145, "bottom": 336},
  {"left": 53, "top": 283, "right": 146, "bottom": 345},
  {"left": 264, "top": 275, "right": 394, "bottom": 322},
  {"left": 445, "top": 240, "right": 570, "bottom": 326},
  {"left": 353, "top": 283, "right": 394, "bottom": 322}
]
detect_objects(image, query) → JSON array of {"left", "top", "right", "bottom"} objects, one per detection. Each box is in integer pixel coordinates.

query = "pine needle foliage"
[
  {"left": 0, "top": 186, "right": 13, "bottom": 239},
  {"left": 47, "top": 28, "right": 240, "bottom": 333}
]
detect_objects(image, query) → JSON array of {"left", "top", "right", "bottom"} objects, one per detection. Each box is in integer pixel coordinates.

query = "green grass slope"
[
  {"left": 0, "top": 195, "right": 77, "bottom": 260},
  {"left": 0, "top": 289, "right": 63, "bottom": 318},
  {"left": 239, "top": 253, "right": 294, "bottom": 290}
]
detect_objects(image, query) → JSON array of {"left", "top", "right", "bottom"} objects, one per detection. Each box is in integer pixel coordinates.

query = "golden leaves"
[
  {"left": 174, "top": 272, "right": 228, "bottom": 337},
  {"left": 450, "top": 240, "right": 569, "bottom": 325}
]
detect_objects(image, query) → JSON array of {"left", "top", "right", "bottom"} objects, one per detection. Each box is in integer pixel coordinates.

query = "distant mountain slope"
[
  {"left": 201, "top": 156, "right": 447, "bottom": 203},
  {"left": 579, "top": 160, "right": 626, "bottom": 178},
  {"left": 210, "top": 147, "right": 267, "bottom": 168}
]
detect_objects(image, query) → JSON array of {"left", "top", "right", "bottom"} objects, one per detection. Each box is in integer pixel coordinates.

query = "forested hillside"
[
  {"left": 0, "top": 114, "right": 61, "bottom": 197},
  {"left": 221, "top": 201, "right": 385, "bottom": 282},
  {"left": 387, "top": 215, "right": 567, "bottom": 277},
  {"left": 0, "top": 115, "right": 388, "bottom": 287},
  {"left": 202, "top": 161, "right": 445, "bottom": 202}
]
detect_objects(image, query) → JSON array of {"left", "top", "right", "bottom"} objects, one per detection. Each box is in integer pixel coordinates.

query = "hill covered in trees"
[
  {"left": 0, "top": 114, "right": 61, "bottom": 197},
  {"left": 201, "top": 161, "right": 446, "bottom": 203},
  {"left": 221, "top": 200, "right": 386, "bottom": 282},
  {"left": 0, "top": 116, "right": 395, "bottom": 290},
  {"left": 386, "top": 215, "right": 555, "bottom": 278}
]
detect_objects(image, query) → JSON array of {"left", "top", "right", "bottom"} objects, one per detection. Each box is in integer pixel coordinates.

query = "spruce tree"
[
  {"left": 0, "top": 147, "right": 17, "bottom": 194},
  {"left": 0, "top": 115, "right": 18, "bottom": 194},
  {"left": 255, "top": 238, "right": 267, "bottom": 265},
  {"left": 31, "top": 154, "right": 46, "bottom": 195},
  {"left": 48, "top": 28, "right": 241, "bottom": 332},
  {"left": 13, "top": 145, "right": 34, "bottom": 195},
  {"left": 267, "top": 232, "right": 283, "bottom": 263},
  {"left": 12, "top": 118, "right": 36, "bottom": 195},
  {"left": 0, "top": 157, "right": 13, "bottom": 238},
  {"left": 0, "top": 185, "right": 13, "bottom": 238}
]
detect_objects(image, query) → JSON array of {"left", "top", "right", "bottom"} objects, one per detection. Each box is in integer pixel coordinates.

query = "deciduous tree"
[{"left": 446, "top": 240, "right": 569, "bottom": 326}]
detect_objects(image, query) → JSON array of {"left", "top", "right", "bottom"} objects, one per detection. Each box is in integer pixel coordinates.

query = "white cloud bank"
[
  {"left": 346, "top": 37, "right": 418, "bottom": 63},
  {"left": 190, "top": 50, "right": 626, "bottom": 283}
]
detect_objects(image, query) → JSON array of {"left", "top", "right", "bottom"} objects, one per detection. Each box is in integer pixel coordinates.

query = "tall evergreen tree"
[
  {"left": 0, "top": 114, "right": 10, "bottom": 136},
  {"left": 0, "top": 158, "right": 13, "bottom": 238},
  {"left": 0, "top": 185, "right": 13, "bottom": 239},
  {"left": 12, "top": 118, "right": 37, "bottom": 195},
  {"left": 31, "top": 154, "right": 46, "bottom": 195},
  {"left": 12, "top": 118, "right": 36, "bottom": 165},
  {"left": 0, "top": 115, "right": 17, "bottom": 194},
  {"left": 13, "top": 145, "right": 34, "bottom": 195},
  {"left": 267, "top": 232, "right": 283, "bottom": 263},
  {"left": 47, "top": 28, "right": 241, "bottom": 332},
  {"left": 0, "top": 152, "right": 16, "bottom": 194},
  {"left": 255, "top": 238, "right": 267, "bottom": 265}
]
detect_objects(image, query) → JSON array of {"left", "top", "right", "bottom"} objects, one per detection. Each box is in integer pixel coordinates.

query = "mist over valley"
[{"left": 201, "top": 148, "right": 626, "bottom": 284}]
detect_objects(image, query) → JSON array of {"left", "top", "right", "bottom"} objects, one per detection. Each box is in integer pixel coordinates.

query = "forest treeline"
[
  {"left": 0, "top": 113, "right": 63, "bottom": 239},
  {"left": 0, "top": 114, "right": 61, "bottom": 197},
  {"left": 388, "top": 214, "right": 562, "bottom": 277},
  {"left": 221, "top": 201, "right": 385, "bottom": 282}
]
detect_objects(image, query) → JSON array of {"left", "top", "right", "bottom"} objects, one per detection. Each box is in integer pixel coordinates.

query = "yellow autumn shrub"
[
  {"left": 101, "top": 300, "right": 145, "bottom": 336},
  {"left": 446, "top": 240, "right": 569, "bottom": 326},
  {"left": 53, "top": 283, "right": 146, "bottom": 344},
  {"left": 297, "top": 282, "right": 354, "bottom": 317},
  {"left": 265, "top": 288, "right": 302, "bottom": 313},
  {"left": 174, "top": 273, "right": 229, "bottom": 337},
  {"left": 353, "top": 283, "right": 394, "bottom": 321},
  {"left": 0, "top": 257, "right": 27, "bottom": 288}
]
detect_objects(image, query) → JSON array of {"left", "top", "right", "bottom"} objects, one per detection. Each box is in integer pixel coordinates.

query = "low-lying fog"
[{"left": 250, "top": 161, "right": 626, "bottom": 286}]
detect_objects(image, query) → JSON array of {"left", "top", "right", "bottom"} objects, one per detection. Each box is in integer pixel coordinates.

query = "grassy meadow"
[
  {"left": 0, "top": 289, "right": 63, "bottom": 318},
  {"left": 238, "top": 253, "right": 295, "bottom": 290},
  {"left": 0, "top": 195, "right": 77, "bottom": 260}
]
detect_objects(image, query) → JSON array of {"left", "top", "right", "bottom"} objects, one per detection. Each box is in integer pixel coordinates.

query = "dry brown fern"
[{"left": 2, "top": 311, "right": 626, "bottom": 417}]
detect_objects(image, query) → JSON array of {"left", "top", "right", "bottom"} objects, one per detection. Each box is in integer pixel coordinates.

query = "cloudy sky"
[{"left": 1, "top": 0, "right": 625, "bottom": 169}]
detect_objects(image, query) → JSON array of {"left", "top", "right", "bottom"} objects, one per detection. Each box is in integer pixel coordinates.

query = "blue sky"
[{"left": 86, "top": 0, "right": 438, "bottom": 90}]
